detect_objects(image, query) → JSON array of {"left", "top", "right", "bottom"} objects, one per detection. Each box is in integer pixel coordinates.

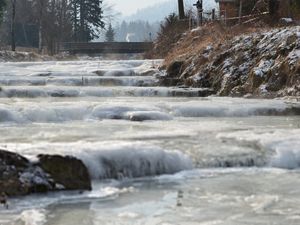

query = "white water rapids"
[{"left": 0, "top": 59, "right": 300, "bottom": 225}]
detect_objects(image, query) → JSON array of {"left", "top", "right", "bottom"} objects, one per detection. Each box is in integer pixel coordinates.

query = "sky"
[
  {"left": 106, "top": 0, "right": 217, "bottom": 18},
  {"left": 106, "top": 0, "right": 170, "bottom": 16}
]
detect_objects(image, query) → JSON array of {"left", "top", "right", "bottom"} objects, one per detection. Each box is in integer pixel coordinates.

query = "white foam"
[
  {"left": 19, "top": 209, "right": 47, "bottom": 225},
  {"left": 0, "top": 86, "right": 208, "bottom": 98},
  {"left": 0, "top": 98, "right": 299, "bottom": 124},
  {"left": 218, "top": 129, "right": 300, "bottom": 169},
  {"left": 94, "top": 69, "right": 136, "bottom": 77},
  {"left": 0, "top": 60, "right": 163, "bottom": 78},
  {"left": 87, "top": 186, "right": 135, "bottom": 199},
  {"left": 124, "top": 111, "right": 172, "bottom": 121},
  {"left": 170, "top": 98, "right": 291, "bottom": 117},
  {"left": 0, "top": 102, "right": 173, "bottom": 123},
  {"left": 118, "top": 212, "right": 140, "bottom": 219}
]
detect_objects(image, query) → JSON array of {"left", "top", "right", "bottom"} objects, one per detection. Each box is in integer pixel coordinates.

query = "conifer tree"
[
  {"left": 105, "top": 23, "right": 115, "bottom": 42},
  {"left": 71, "top": 0, "right": 105, "bottom": 42},
  {"left": 0, "top": 0, "right": 6, "bottom": 24}
]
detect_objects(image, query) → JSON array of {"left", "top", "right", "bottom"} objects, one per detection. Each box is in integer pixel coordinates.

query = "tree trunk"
[
  {"left": 178, "top": 0, "right": 185, "bottom": 20},
  {"left": 79, "top": 0, "right": 85, "bottom": 42},
  {"left": 22, "top": 23, "right": 28, "bottom": 46},
  {"left": 38, "top": 0, "right": 44, "bottom": 54},
  {"left": 73, "top": 1, "right": 78, "bottom": 41},
  {"left": 269, "top": 0, "right": 279, "bottom": 19},
  {"left": 11, "top": 0, "right": 16, "bottom": 51},
  {"left": 38, "top": 20, "right": 43, "bottom": 53}
]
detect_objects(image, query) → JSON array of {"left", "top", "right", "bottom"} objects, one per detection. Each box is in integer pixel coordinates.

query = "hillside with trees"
[{"left": 113, "top": 20, "right": 159, "bottom": 42}]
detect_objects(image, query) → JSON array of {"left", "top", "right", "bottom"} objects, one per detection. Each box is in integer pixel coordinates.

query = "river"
[{"left": 0, "top": 59, "right": 300, "bottom": 225}]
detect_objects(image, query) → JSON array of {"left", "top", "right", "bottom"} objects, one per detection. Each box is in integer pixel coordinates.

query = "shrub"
[{"left": 150, "top": 13, "right": 189, "bottom": 58}]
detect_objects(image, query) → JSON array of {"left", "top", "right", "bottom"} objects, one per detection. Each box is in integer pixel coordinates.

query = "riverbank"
[
  {"left": 0, "top": 51, "right": 57, "bottom": 62},
  {"left": 160, "top": 25, "right": 300, "bottom": 98}
]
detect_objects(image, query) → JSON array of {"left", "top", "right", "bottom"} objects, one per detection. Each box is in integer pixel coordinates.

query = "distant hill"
[
  {"left": 124, "top": 0, "right": 218, "bottom": 23},
  {"left": 104, "top": 0, "right": 219, "bottom": 42}
]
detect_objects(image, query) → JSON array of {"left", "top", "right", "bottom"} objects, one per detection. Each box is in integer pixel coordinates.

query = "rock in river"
[
  {"left": 0, "top": 149, "right": 92, "bottom": 197},
  {"left": 38, "top": 154, "right": 92, "bottom": 191}
]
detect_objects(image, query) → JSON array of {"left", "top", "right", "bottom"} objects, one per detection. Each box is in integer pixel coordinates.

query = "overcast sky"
[{"left": 106, "top": 0, "right": 170, "bottom": 16}]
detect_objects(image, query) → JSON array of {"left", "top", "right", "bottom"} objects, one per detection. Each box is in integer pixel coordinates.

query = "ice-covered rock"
[
  {"left": 0, "top": 149, "right": 91, "bottom": 196},
  {"left": 38, "top": 154, "right": 91, "bottom": 191},
  {"left": 0, "top": 149, "right": 51, "bottom": 196}
]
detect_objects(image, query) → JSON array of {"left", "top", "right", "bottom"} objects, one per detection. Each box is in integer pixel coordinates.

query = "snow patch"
[
  {"left": 280, "top": 18, "right": 293, "bottom": 23},
  {"left": 254, "top": 60, "right": 274, "bottom": 77}
]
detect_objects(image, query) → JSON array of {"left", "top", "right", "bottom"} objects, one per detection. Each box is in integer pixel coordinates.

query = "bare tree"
[{"left": 35, "top": 0, "right": 47, "bottom": 53}]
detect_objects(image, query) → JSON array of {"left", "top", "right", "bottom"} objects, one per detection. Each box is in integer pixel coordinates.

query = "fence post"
[
  {"left": 178, "top": 0, "right": 185, "bottom": 20},
  {"left": 239, "top": 0, "right": 243, "bottom": 24}
]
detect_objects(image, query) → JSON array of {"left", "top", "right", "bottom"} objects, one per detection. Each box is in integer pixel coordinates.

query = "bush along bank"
[{"left": 161, "top": 26, "right": 300, "bottom": 98}]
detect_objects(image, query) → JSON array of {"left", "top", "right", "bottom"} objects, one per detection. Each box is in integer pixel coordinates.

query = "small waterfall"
[{"left": 75, "top": 143, "right": 193, "bottom": 180}]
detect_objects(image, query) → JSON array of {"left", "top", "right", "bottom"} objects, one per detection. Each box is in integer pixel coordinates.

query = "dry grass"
[{"left": 163, "top": 22, "right": 269, "bottom": 67}]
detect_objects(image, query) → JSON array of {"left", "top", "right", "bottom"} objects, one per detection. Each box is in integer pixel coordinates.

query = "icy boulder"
[
  {"left": 38, "top": 154, "right": 91, "bottom": 191},
  {"left": 0, "top": 149, "right": 91, "bottom": 197},
  {"left": 0, "top": 149, "right": 52, "bottom": 196}
]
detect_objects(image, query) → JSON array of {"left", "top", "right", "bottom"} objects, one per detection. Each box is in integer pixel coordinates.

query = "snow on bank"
[
  {"left": 0, "top": 51, "right": 54, "bottom": 62},
  {"left": 164, "top": 26, "right": 300, "bottom": 98}
]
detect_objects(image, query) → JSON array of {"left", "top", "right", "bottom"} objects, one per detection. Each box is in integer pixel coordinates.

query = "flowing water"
[{"left": 0, "top": 60, "right": 300, "bottom": 225}]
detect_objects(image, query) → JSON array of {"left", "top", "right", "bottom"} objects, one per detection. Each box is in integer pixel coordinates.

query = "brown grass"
[{"left": 163, "top": 22, "right": 269, "bottom": 67}]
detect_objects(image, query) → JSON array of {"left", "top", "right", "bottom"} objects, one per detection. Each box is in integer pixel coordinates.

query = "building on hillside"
[
  {"left": 215, "top": 0, "right": 297, "bottom": 21},
  {"left": 214, "top": 0, "right": 262, "bottom": 19},
  {"left": 215, "top": 0, "right": 238, "bottom": 19}
]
